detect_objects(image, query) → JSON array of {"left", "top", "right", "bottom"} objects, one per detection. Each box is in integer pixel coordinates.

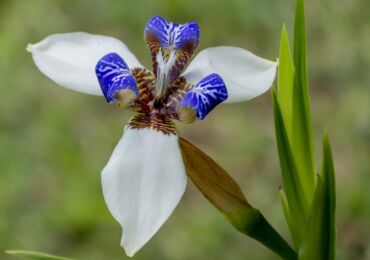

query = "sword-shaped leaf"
[
  {"left": 299, "top": 132, "right": 336, "bottom": 260},
  {"left": 278, "top": 24, "right": 294, "bottom": 130},
  {"left": 272, "top": 88, "right": 309, "bottom": 247},
  {"left": 6, "top": 250, "right": 76, "bottom": 260},
  {"left": 291, "top": 0, "right": 316, "bottom": 203}
]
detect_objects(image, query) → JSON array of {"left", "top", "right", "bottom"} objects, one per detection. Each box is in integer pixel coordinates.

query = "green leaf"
[
  {"left": 272, "top": 88, "right": 309, "bottom": 246},
  {"left": 179, "top": 138, "right": 297, "bottom": 260},
  {"left": 6, "top": 250, "right": 76, "bottom": 260},
  {"left": 276, "top": 0, "right": 315, "bottom": 214},
  {"left": 299, "top": 132, "right": 336, "bottom": 260},
  {"left": 291, "top": 0, "right": 315, "bottom": 203},
  {"left": 278, "top": 24, "right": 294, "bottom": 130}
]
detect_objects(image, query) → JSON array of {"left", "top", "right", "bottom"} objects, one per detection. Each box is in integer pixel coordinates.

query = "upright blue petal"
[
  {"left": 96, "top": 53, "right": 138, "bottom": 103},
  {"left": 145, "top": 16, "right": 200, "bottom": 80},
  {"left": 177, "top": 74, "right": 228, "bottom": 120},
  {"left": 145, "top": 16, "right": 199, "bottom": 50}
]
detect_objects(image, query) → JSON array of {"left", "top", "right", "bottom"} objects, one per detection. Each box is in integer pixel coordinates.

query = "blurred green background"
[{"left": 0, "top": 0, "right": 369, "bottom": 259}]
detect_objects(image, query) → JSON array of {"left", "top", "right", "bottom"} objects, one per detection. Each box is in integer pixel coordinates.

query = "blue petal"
[
  {"left": 177, "top": 74, "right": 228, "bottom": 120},
  {"left": 145, "top": 16, "right": 199, "bottom": 50},
  {"left": 96, "top": 53, "right": 138, "bottom": 103}
]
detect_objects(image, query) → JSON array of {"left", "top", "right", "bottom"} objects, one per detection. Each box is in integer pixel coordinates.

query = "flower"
[{"left": 27, "top": 16, "right": 277, "bottom": 256}]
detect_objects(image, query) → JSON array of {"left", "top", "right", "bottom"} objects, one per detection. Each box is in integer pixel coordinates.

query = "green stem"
[{"left": 228, "top": 210, "right": 297, "bottom": 260}]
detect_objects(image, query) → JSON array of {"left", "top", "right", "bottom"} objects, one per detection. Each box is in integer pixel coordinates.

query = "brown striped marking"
[{"left": 128, "top": 113, "right": 177, "bottom": 135}]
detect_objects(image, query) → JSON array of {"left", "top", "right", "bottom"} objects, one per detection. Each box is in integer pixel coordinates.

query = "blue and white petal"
[
  {"left": 27, "top": 32, "right": 142, "bottom": 95},
  {"left": 177, "top": 74, "right": 228, "bottom": 120},
  {"left": 181, "top": 46, "right": 277, "bottom": 103},
  {"left": 101, "top": 127, "right": 186, "bottom": 257},
  {"left": 96, "top": 53, "right": 138, "bottom": 103},
  {"left": 145, "top": 16, "right": 200, "bottom": 81},
  {"left": 145, "top": 16, "right": 199, "bottom": 50}
]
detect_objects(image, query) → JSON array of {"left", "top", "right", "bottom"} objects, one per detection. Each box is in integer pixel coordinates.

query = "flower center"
[
  {"left": 125, "top": 67, "right": 196, "bottom": 134},
  {"left": 95, "top": 17, "right": 228, "bottom": 135}
]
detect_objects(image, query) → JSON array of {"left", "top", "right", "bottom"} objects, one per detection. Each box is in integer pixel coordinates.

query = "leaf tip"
[
  {"left": 281, "top": 23, "right": 288, "bottom": 37},
  {"left": 322, "top": 130, "right": 334, "bottom": 165}
]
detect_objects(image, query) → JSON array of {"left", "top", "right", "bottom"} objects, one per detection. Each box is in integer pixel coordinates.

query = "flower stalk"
[{"left": 180, "top": 138, "right": 297, "bottom": 260}]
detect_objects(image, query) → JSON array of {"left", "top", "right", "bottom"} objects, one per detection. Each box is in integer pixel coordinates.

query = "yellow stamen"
[
  {"left": 114, "top": 89, "right": 137, "bottom": 108},
  {"left": 176, "top": 106, "right": 196, "bottom": 124}
]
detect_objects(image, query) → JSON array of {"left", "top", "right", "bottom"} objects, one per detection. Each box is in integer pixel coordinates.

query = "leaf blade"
[
  {"left": 278, "top": 24, "right": 294, "bottom": 130},
  {"left": 291, "top": 0, "right": 315, "bottom": 203},
  {"left": 272, "top": 88, "right": 309, "bottom": 246},
  {"left": 299, "top": 132, "right": 336, "bottom": 260},
  {"left": 6, "top": 250, "right": 76, "bottom": 260}
]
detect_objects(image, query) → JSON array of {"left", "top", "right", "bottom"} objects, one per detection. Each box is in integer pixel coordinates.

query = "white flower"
[{"left": 27, "top": 16, "right": 277, "bottom": 257}]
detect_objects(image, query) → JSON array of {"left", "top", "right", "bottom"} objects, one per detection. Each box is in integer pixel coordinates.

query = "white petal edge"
[
  {"left": 181, "top": 46, "right": 277, "bottom": 103},
  {"left": 27, "top": 32, "right": 143, "bottom": 95},
  {"left": 101, "top": 127, "right": 186, "bottom": 257}
]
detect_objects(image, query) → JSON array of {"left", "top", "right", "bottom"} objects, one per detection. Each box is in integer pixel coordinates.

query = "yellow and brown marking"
[
  {"left": 165, "top": 76, "right": 193, "bottom": 107},
  {"left": 129, "top": 113, "right": 177, "bottom": 135},
  {"left": 131, "top": 68, "right": 156, "bottom": 113},
  {"left": 145, "top": 33, "right": 162, "bottom": 76},
  {"left": 131, "top": 68, "right": 156, "bottom": 101},
  {"left": 169, "top": 41, "right": 197, "bottom": 83}
]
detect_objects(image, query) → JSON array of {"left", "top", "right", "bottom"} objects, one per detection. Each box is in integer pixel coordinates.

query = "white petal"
[
  {"left": 182, "top": 46, "right": 277, "bottom": 103},
  {"left": 27, "top": 32, "right": 142, "bottom": 95},
  {"left": 101, "top": 127, "right": 186, "bottom": 256}
]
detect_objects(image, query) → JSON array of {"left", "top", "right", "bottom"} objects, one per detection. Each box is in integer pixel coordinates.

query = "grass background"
[{"left": 0, "top": 0, "right": 369, "bottom": 259}]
